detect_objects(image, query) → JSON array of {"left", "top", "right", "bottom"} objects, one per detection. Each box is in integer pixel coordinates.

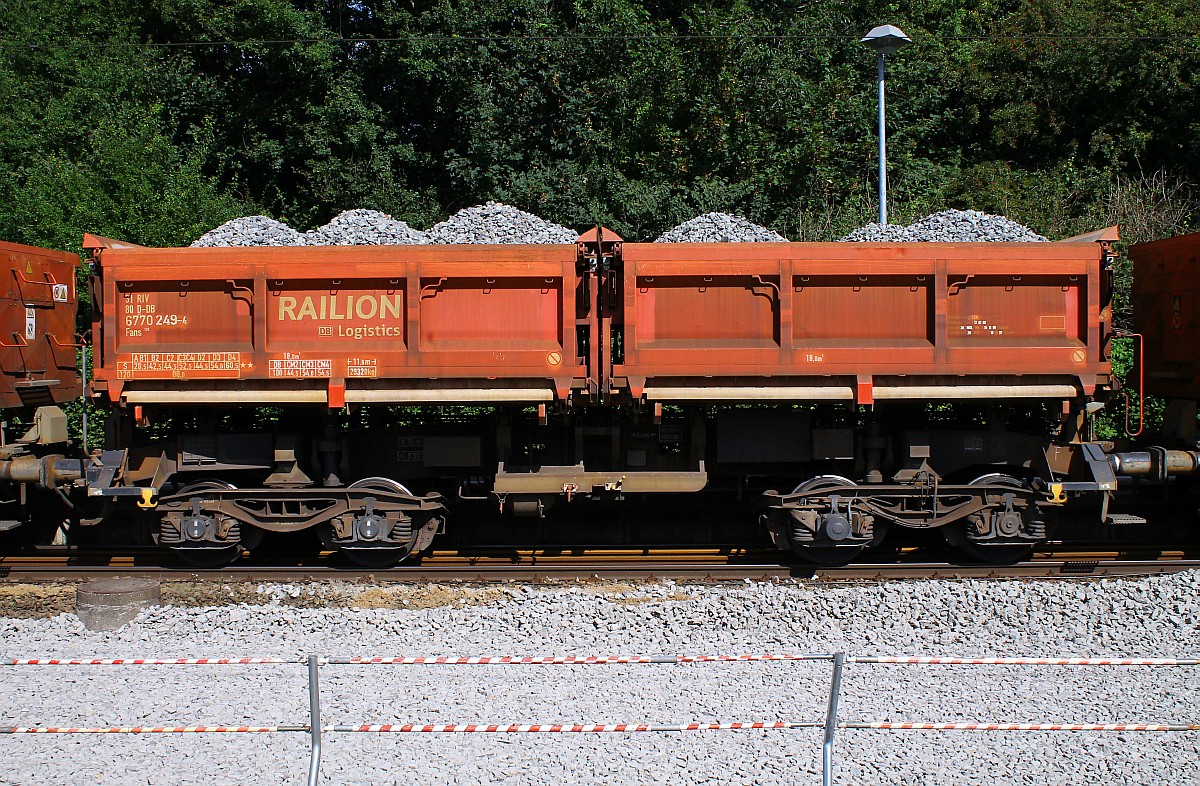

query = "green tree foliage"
[
  {"left": 5, "top": 0, "right": 1199, "bottom": 245},
  {"left": 0, "top": 0, "right": 249, "bottom": 252}
]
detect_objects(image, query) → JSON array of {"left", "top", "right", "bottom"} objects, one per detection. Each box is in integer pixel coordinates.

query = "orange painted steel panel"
[
  {"left": 418, "top": 276, "right": 563, "bottom": 351},
  {"left": 944, "top": 275, "right": 1083, "bottom": 343},
  {"left": 616, "top": 241, "right": 1109, "bottom": 395},
  {"left": 792, "top": 275, "right": 929, "bottom": 342},
  {"left": 116, "top": 281, "right": 254, "bottom": 350},
  {"left": 89, "top": 243, "right": 582, "bottom": 404},
  {"left": 634, "top": 275, "right": 777, "bottom": 345},
  {"left": 0, "top": 240, "right": 81, "bottom": 409},
  {"left": 1130, "top": 231, "right": 1200, "bottom": 400}
]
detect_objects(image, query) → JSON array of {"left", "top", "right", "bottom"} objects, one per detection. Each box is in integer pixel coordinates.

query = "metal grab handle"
[
  {"left": 14, "top": 270, "right": 60, "bottom": 287},
  {"left": 48, "top": 334, "right": 86, "bottom": 349},
  {"left": 1117, "top": 331, "right": 1145, "bottom": 438},
  {"left": 0, "top": 333, "right": 29, "bottom": 348}
]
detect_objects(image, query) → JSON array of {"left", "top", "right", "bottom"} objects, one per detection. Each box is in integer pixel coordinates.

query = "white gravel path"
[{"left": 1, "top": 573, "right": 1197, "bottom": 785}]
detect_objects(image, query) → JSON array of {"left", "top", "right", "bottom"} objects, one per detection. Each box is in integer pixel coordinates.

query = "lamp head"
[{"left": 861, "top": 25, "right": 911, "bottom": 56}]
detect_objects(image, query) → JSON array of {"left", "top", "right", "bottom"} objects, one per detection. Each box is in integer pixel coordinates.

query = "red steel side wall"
[
  {"left": 616, "top": 240, "right": 1109, "bottom": 396},
  {"left": 89, "top": 237, "right": 1111, "bottom": 407},
  {"left": 90, "top": 243, "right": 582, "bottom": 405},
  {"left": 0, "top": 240, "right": 81, "bottom": 409}
]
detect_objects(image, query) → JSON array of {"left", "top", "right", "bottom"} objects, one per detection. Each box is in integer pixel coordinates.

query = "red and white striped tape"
[
  {"left": 852, "top": 657, "right": 1200, "bottom": 666},
  {"left": 330, "top": 721, "right": 816, "bottom": 733},
  {"left": 8, "top": 720, "right": 1196, "bottom": 735},
  {"left": 0, "top": 726, "right": 306, "bottom": 734},
  {"left": 845, "top": 722, "right": 1200, "bottom": 731},
  {"left": 335, "top": 653, "right": 827, "bottom": 665},
  {"left": 4, "top": 658, "right": 293, "bottom": 666},
  {"left": 343, "top": 656, "right": 658, "bottom": 665},
  {"left": 7, "top": 654, "right": 1197, "bottom": 668}
]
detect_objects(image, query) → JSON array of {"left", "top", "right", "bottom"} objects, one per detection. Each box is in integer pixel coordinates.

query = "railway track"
[{"left": 1, "top": 546, "right": 1196, "bottom": 583}]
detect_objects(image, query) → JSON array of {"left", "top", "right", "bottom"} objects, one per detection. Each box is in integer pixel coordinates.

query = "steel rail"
[{"left": 0, "top": 557, "right": 1196, "bottom": 583}]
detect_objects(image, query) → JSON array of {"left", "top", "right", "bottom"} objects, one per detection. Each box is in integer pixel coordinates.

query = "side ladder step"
[{"left": 1105, "top": 513, "right": 1149, "bottom": 525}]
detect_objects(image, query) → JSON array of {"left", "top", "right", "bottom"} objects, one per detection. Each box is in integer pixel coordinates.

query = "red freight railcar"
[
  {"left": 85, "top": 230, "right": 1124, "bottom": 565},
  {"left": 88, "top": 231, "right": 1114, "bottom": 406}
]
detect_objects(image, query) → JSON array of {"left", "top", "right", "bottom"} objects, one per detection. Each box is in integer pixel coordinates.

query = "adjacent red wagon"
[
  {"left": 1130, "top": 231, "right": 1200, "bottom": 402},
  {"left": 0, "top": 240, "right": 81, "bottom": 410},
  {"left": 0, "top": 239, "right": 85, "bottom": 529}
]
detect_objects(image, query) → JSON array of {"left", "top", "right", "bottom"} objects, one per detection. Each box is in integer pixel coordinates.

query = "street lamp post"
[{"left": 861, "top": 25, "right": 911, "bottom": 225}]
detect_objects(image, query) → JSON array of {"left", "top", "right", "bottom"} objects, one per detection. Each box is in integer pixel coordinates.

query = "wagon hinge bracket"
[
  {"left": 576, "top": 225, "right": 624, "bottom": 273},
  {"left": 576, "top": 227, "right": 624, "bottom": 402}
]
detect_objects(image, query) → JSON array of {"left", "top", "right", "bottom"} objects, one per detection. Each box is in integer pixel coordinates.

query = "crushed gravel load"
[
  {"left": 189, "top": 216, "right": 306, "bottom": 247},
  {"left": 841, "top": 209, "right": 1047, "bottom": 242},
  {"left": 655, "top": 212, "right": 788, "bottom": 242},
  {"left": 426, "top": 201, "right": 577, "bottom": 244},
  {"left": 1, "top": 572, "right": 1197, "bottom": 785},
  {"left": 304, "top": 209, "right": 427, "bottom": 246}
]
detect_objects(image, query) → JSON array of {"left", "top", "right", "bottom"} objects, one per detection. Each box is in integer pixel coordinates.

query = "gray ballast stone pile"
[
  {"left": 304, "top": 209, "right": 427, "bottom": 245},
  {"left": 656, "top": 212, "right": 788, "bottom": 242},
  {"left": 841, "top": 209, "right": 1048, "bottom": 242},
  {"left": 426, "top": 201, "right": 577, "bottom": 244},
  {"left": 189, "top": 202, "right": 573, "bottom": 247},
  {"left": 2, "top": 571, "right": 1198, "bottom": 786},
  {"left": 190, "top": 216, "right": 306, "bottom": 247}
]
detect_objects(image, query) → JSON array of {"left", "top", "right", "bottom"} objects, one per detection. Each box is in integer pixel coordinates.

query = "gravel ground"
[
  {"left": 841, "top": 209, "right": 1047, "bottom": 242},
  {"left": 1, "top": 573, "right": 1197, "bottom": 785}
]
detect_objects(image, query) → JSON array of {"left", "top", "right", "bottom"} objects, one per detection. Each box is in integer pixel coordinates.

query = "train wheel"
[
  {"left": 787, "top": 476, "right": 866, "bottom": 566},
  {"left": 943, "top": 474, "right": 1037, "bottom": 565},
  {"left": 334, "top": 477, "right": 416, "bottom": 569},
  {"left": 349, "top": 477, "right": 413, "bottom": 495},
  {"left": 167, "top": 481, "right": 262, "bottom": 569}
]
